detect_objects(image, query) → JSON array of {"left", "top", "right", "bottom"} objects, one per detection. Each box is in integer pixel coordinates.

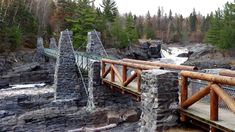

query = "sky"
[{"left": 95, "top": 0, "right": 234, "bottom": 17}]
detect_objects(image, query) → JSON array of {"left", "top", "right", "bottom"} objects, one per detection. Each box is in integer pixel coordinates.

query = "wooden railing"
[
  {"left": 122, "top": 58, "right": 198, "bottom": 71},
  {"left": 219, "top": 69, "right": 235, "bottom": 77},
  {"left": 180, "top": 71, "right": 235, "bottom": 132},
  {"left": 101, "top": 59, "right": 161, "bottom": 95}
]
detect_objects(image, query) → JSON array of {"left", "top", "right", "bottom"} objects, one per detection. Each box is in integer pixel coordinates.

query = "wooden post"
[
  {"left": 101, "top": 61, "right": 105, "bottom": 77},
  {"left": 137, "top": 72, "right": 141, "bottom": 92},
  {"left": 181, "top": 76, "right": 188, "bottom": 122},
  {"left": 122, "top": 65, "right": 127, "bottom": 84},
  {"left": 210, "top": 89, "right": 218, "bottom": 132},
  {"left": 211, "top": 84, "right": 235, "bottom": 113},
  {"left": 111, "top": 64, "right": 115, "bottom": 82}
]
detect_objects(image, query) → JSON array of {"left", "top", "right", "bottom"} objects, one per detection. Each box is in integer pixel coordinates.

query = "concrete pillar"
[
  {"left": 54, "top": 30, "right": 80, "bottom": 100},
  {"left": 33, "top": 37, "right": 45, "bottom": 62},
  {"left": 49, "top": 37, "right": 58, "bottom": 50},
  {"left": 140, "top": 69, "right": 179, "bottom": 132},
  {"left": 86, "top": 31, "right": 106, "bottom": 56}
]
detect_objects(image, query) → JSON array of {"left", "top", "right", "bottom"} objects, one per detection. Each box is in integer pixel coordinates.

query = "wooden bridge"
[{"left": 44, "top": 48, "right": 235, "bottom": 132}]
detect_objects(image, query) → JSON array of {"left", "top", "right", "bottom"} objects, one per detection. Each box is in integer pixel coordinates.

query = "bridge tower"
[
  {"left": 54, "top": 30, "right": 80, "bottom": 100},
  {"left": 86, "top": 31, "right": 107, "bottom": 56}
]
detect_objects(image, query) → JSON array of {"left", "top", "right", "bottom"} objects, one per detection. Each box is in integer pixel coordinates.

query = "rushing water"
[{"left": 159, "top": 47, "right": 189, "bottom": 65}]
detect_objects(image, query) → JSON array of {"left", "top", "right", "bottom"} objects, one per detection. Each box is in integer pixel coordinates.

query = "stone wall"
[
  {"left": 54, "top": 30, "right": 80, "bottom": 100},
  {"left": 86, "top": 31, "right": 106, "bottom": 56},
  {"left": 0, "top": 63, "right": 55, "bottom": 89},
  {"left": 86, "top": 60, "right": 135, "bottom": 108},
  {"left": 140, "top": 69, "right": 179, "bottom": 132}
]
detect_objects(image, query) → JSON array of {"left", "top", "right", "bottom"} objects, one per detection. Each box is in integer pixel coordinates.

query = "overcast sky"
[{"left": 95, "top": 0, "right": 234, "bottom": 17}]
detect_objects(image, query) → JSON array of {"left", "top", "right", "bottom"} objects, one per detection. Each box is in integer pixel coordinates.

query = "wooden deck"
[{"left": 181, "top": 102, "right": 235, "bottom": 132}]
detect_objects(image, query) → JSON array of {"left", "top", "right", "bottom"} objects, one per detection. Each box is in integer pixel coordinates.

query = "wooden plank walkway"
[{"left": 181, "top": 102, "right": 235, "bottom": 132}]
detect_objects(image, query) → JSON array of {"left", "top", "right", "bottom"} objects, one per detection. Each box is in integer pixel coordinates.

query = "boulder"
[
  {"left": 184, "top": 59, "right": 231, "bottom": 69},
  {"left": 107, "top": 111, "right": 120, "bottom": 124},
  {"left": 122, "top": 110, "right": 139, "bottom": 122},
  {"left": 148, "top": 44, "right": 161, "bottom": 58}
]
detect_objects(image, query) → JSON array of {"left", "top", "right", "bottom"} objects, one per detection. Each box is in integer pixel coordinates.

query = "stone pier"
[
  {"left": 49, "top": 37, "right": 58, "bottom": 63},
  {"left": 86, "top": 31, "right": 106, "bottom": 56},
  {"left": 49, "top": 37, "right": 58, "bottom": 49},
  {"left": 33, "top": 37, "right": 45, "bottom": 62},
  {"left": 140, "top": 69, "right": 179, "bottom": 132},
  {"left": 54, "top": 30, "right": 80, "bottom": 100}
]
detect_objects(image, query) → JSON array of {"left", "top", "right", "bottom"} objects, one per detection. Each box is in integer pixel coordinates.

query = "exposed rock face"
[
  {"left": 184, "top": 44, "right": 233, "bottom": 69},
  {"left": 0, "top": 63, "right": 55, "bottom": 89},
  {"left": 140, "top": 69, "right": 179, "bottom": 132},
  {"left": 0, "top": 57, "right": 12, "bottom": 75},
  {"left": 149, "top": 44, "right": 162, "bottom": 58},
  {"left": 124, "top": 41, "right": 162, "bottom": 60},
  {"left": 0, "top": 86, "right": 104, "bottom": 131},
  {"left": 54, "top": 30, "right": 80, "bottom": 100},
  {"left": 33, "top": 37, "right": 45, "bottom": 63},
  {"left": 184, "top": 59, "right": 232, "bottom": 69},
  {"left": 86, "top": 31, "right": 106, "bottom": 56}
]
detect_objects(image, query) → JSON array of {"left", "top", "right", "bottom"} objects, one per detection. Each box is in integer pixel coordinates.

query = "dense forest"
[{"left": 0, "top": 0, "right": 234, "bottom": 52}]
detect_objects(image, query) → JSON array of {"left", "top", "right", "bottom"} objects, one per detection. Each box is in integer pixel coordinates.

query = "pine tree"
[
  {"left": 219, "top": 2, "right": 235, "bottom": 49},
  {"left": 145, "top": 11, "right": 155, "bottom": 39},
  {"left": 111, "top": 15, "right": 128, "bottom": 48},
  {"left": 125, "top": 13, "right": 138, "bottom": 43},
  {"left": 100, "top": 0, "right": 118, "bottom": 22},
  {"left": 204, "top": 9, "right": 223, "bottom": 46},
  {"left": 189, "top": 8, "right": 197, "bottom": 32},
  {"left": 67, "top": 0, "right": 98, "bottom": 49}
]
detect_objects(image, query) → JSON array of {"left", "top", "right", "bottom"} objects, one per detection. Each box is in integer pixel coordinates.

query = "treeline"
[
  {"left": 54, "top": 0, "right": 213, "bottom": 49},
  {"left": 205, "top": 2, "right": 235, "bottom": 49},
  {"left": 0, "top": 0, "right": 234, "bottom": 53}
]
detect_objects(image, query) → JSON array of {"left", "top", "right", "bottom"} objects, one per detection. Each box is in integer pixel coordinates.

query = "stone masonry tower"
[
  {"left": 54, "top": 30, "right": 80, "bottom": 100},
  {"left": 86, "top": 31, "right": 106, "bottom": 56}
]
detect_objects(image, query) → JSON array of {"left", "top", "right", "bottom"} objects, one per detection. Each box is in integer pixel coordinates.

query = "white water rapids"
[
  {"left": 159, "top": 47, "right": 189, "bottom": 65},
  {"left": 9, "top": 83, "right": 46, "bottom": 89}
]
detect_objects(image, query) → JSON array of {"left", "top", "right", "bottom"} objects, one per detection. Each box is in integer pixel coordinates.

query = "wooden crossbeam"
[{"left": 182, "top": 85, "right": 211, "bottom": 109}]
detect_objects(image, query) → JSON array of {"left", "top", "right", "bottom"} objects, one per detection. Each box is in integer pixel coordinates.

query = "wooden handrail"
[
  {"left": 219, "top": 69, "right": 235, "bottom": 77},
  {"left": 102, "top": 59, "right": 160, "bottom": 70},
  {"left": 102, "top": 59, "right": 143, "bottom": 93},
  {"left": 180, "top": 71, "right": 235, "bottom": 131},
  {"left": 181, "top": 71, "right": 235, "bottom": 86},
  {"left": 123, "top": 58, "right": 198, "bottom": 71},
  {"left": 211, "top": 84, "right": 235, "bottom": 113}
]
